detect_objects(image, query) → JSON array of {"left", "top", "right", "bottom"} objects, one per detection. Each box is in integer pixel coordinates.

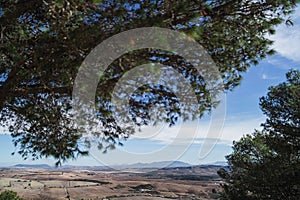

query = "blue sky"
[{"left": 1, "top": 7, "right": 300, "bottom": 167}]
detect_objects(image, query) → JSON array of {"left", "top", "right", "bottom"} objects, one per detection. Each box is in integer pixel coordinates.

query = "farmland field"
[{"left": 0, "top": 165, "right": 223, "bottom": 200}]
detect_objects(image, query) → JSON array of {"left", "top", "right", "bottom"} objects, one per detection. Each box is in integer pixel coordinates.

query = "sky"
[{"left": 1, "top": 7, "right": 300, "bottom": 167}]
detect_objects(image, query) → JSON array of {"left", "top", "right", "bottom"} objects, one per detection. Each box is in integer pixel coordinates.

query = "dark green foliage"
[
  {"left": 218, "top": 69, "right": 300, "bottom": 200},
  {"left": 71, "top": 179, "right": 111, "bottom": 185},
  {"left": 0, "top": 1, "right": 298, "bottom": 165},
  {"left": 130, "top": 184, "right": 154, "bottom": 190},
  {"left": 260, "top": 69, "right": 300, "bottom": 140},
  {"left": 0, "top": 190, "right": 24, "bottom": 200}
]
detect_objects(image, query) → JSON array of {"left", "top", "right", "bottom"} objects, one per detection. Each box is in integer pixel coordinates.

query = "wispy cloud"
[
  {"left": 261, "top": 73, "right": 279, "bottom": 80},
  {"left": 131, "top": 113, "right": 265, "bottom": 146},
  {"left": 265, "top": 56, "right": 294, "bottom": 70},
  {"left": 269, "top": 6, "right": 300, "bottom": 63}
]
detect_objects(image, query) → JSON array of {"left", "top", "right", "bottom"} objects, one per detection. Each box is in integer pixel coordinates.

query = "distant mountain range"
[
  {"left": 208, "top": 161, "right": 228, "bottom": 166},
  {"left": 113, "top": 161, "right": 192, "bottom": 169},
  {"left": 12, "top": 164, "right": 53, "bottom": 169},
  {"left": 8, "top": 161, "right": 227, "bottom": 170}
]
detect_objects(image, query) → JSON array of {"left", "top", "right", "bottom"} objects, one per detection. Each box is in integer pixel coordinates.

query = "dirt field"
[{"left": 0, "top": 166, "right": 223, "bottom": 200}]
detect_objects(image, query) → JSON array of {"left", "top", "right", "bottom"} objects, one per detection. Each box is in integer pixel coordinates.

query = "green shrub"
[{"left": 0, "top": 190, "right": 24, "bottom": 200}]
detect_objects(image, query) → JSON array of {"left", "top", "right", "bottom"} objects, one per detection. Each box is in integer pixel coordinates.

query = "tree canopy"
[
  {"left": 0, "top": 0, "right": 299, "bottom": 165},
  {"left": 218, "top": 69, "right": 300, "bottom": 200}
]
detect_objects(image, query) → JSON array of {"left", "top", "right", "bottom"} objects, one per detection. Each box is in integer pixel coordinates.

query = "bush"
[{"left": 0, "top": 190, "right": 24, "bottom": 200}]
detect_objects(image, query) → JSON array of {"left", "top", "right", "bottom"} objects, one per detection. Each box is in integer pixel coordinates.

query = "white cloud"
[
  {"left": 266, "top": 57, "right": 293, "bottom": 70},
  {"left": 261, "top": 73, "right": 279, "bottom": 80},
  {"left": 130, "top": 113, "right": 265, "bottom": 145},
  {"left": 269, "top": 6, "right": 300, "bottom": 63}
]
